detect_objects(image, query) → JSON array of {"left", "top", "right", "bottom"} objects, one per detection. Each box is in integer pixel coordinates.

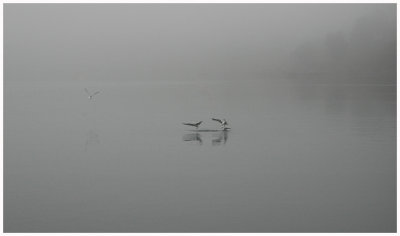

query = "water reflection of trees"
[{"left": 291, "top": 84, "right": 395, "bottom": 139}]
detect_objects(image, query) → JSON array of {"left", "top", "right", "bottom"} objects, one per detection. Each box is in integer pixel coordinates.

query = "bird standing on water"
[{"left": 182, "top": 121, "right": 203, "bottom": 129}]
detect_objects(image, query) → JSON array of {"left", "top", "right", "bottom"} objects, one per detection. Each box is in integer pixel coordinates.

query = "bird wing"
[
  {"left": 182, "top": 123, "right": 193, "bottom": 126},
  {"left": 92, "top": 91, "right": 100, "bottom": 96},
  {"left": 212, "top": 118, "right": 223, "bottom": 124},
  {"left": 84, "top": 88, "right": 90, "bottom": 95}
]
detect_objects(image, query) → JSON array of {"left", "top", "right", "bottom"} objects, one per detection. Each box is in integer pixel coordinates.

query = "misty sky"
[{"left": 5, "top": 4, "right": 396, "bottom": 85}]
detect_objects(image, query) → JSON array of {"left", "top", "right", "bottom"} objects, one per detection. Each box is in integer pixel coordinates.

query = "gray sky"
[{"left": 5, "top": 4, "right": 396, "bottom": 85}]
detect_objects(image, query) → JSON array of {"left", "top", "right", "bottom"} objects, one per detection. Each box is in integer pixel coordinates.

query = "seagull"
[
  {"left": 85, "top": 88, "right": 100, "bottom": 100},
  {"left": 211, "top": 118, "right": 228, "bottom": 128},
  {"left": 182, "top": 121, "right": 202, "bottom": 129}
]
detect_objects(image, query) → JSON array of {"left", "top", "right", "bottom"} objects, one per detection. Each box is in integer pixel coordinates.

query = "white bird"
[
  {"left": 182, "top": 121, "right": 202, "bottom": 129},
  {"left": 85, "top": 88, "right": 100, "bottom": 100},
  {"left": 211, "top": 118, "right": 228, "bottom": 128}
]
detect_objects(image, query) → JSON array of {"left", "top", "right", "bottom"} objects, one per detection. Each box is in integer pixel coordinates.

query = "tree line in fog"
[{"left": 280, "top": 9, "right": 396, "bottom": 84}]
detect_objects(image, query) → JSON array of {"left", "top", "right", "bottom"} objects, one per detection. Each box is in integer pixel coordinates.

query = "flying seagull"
[
  {"left": 85, "top": 88, "right": 100, "bottom": 100},
  {"left": 211, "top": 118, "right": 228, "bottom": 128},
  {"left": 182, "top": 121, "right": 202, "bottom": 129}
]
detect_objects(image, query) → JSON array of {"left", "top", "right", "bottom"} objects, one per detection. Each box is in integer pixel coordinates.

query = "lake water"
[{"left": 4, "top": 80, "right": 396, "bottom": 232}]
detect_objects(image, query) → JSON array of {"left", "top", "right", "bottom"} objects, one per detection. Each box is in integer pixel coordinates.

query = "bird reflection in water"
[
  {"left": 182, "top": 133, "right": 203, "bottom": 145},
  {"left": 212, "top": 130, "right": 229, "bottom": 146},
  {"left": 84, "top": 129, "right": 100, "bottom": 152},
  {"left": 182, "top": 130, "right": 230, "bottom": 146}
]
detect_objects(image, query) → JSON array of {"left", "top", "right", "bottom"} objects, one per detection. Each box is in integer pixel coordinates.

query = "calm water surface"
[{"left": 4, "top": 80, "right": 396, "bottom": 232}]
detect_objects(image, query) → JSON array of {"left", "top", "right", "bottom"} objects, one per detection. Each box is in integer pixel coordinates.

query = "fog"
[
  {"left": 5, "top": 4, "right": 395, "bottom": 85},
  {"left": 283, "top": 6, "right": 396, "bottom": 83},
  {"left": 4, "top": 4, "right": 396, "bottom": 232}
]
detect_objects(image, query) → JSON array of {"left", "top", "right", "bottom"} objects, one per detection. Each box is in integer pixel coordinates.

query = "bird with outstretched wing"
[
  {"left": 211, "top": 118, "right": 228, "bottom": 128},
  {"left": 182, "top": 121, "right": 203, "bottom": 129},
  {"left": 85, "top": 88, "right": 100, "bottom": 100}
]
